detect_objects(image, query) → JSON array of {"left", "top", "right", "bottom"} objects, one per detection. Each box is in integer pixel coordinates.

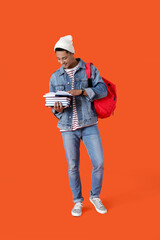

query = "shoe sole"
[
  {"left": 89, "top": 198, "right": 107, "bottom": 214},
  {"left": 71, "top": 211, "right": 82, "bottom": 217}
]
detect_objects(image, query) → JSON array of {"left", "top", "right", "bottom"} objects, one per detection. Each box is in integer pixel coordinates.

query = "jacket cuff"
[{"left": 84, "top": 88, "right": 96, "bottom": 102}]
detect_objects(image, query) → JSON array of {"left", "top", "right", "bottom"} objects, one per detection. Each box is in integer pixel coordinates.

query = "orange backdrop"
[{"left": 1, "top": 0, "right": 160, "bottom": 239}]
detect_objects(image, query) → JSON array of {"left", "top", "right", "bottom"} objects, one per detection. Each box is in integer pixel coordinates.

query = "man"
[{"left": 49, "top": 35, "right": 108, "bottom": 217}]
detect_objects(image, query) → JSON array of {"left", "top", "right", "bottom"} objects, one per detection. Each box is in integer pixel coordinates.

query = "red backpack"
[{"left": 86, "top": 63, "right": 117, "bottom": 118}]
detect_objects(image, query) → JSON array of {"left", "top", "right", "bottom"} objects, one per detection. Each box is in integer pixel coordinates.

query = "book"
[
  {"left": 43, "top": 91, "right": 72, "bottom": 107},
  {"left": 43, "top": 91, "right": 72, "bottom": 98},
  {"left": 45, "top": 103, "right": 69, "bottom": 107},
  {"left": 55, "top": 91, "right": 72, "bottom": 97}
]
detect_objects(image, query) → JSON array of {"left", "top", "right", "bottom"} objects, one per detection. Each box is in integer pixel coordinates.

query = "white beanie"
[{"left": 54, "top": 35, "right": 75, "bottom": 53}]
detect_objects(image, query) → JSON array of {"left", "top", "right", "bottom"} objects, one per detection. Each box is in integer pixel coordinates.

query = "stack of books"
[{"left": 43, "top": 91, "right": 72, "bottom": 107}]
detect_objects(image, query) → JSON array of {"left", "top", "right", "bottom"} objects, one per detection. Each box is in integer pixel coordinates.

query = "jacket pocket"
[
  {"left": 80, "top": 78, "right": 88, "bottom": 88},
  {"left": 55, "top": 85, "right": 65, "bottom": 91}
]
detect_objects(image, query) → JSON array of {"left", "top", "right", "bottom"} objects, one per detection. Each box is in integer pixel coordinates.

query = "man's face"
[{"left": 56, "top": 51, "right": 75, "bottom": 69}]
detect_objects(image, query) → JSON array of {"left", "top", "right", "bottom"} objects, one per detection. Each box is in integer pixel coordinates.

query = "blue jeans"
[{"left": 61, "top": 124, "right": 104, "bottom": 203}]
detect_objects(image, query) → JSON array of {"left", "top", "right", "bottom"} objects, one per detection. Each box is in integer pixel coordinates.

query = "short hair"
[{"left": 55, "top": 48, "right": 70, "bottom": 53}]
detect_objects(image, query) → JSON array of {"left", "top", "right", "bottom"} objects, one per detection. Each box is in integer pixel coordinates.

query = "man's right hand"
[{"left": 51, "top": 101, "right": 68, "bottom": 112}]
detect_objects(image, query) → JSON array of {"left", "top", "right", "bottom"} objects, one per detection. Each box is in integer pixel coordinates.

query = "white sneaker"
[
  {"left": 71, "top": 202, "right": 83, "bottom": 217},
  {"left": 89, "top": 197, "right": 107, "bottom": 214}
]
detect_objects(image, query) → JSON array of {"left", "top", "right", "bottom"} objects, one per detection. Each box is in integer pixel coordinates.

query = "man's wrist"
[{"left": 80, "top": 89, "right": 84, "bottom": 95}]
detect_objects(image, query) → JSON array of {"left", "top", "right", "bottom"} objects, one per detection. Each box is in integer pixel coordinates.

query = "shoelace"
[
  {"left": 93, "top": 198, "right": 104, "bottom": 208},
  {"left": 74, "top": 202, "right": 83, "bottom": 209}
]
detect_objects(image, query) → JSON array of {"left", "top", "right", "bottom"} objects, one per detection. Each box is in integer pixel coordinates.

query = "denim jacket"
[{"left": 49, "top": 58, "right": 108, "bottom": 130}]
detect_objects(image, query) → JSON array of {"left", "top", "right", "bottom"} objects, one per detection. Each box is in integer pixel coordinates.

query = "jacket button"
[
  {"left": 67, "top": 82, "right": 70, "bottom": 85},
  {"left": 69, "top": 116, "right": 72, "bottom": 118}
]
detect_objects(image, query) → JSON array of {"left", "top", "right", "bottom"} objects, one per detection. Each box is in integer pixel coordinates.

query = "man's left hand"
[{"left": 67, "top": 90, "right": 82, "bottom": 96}]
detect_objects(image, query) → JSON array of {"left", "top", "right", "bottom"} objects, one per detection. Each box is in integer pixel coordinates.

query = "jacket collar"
[{"left": 59, "top": 58, "right": 86, "bottom": 76}]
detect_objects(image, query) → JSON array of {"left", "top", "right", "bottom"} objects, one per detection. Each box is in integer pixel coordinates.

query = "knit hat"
[{"left": 54, "top": 35, "right": 75, "bottom": 53}]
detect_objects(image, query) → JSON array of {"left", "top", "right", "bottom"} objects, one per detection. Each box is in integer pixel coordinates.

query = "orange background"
[{"left": 1, "top": 0, "right": 160, "bottom": 239}]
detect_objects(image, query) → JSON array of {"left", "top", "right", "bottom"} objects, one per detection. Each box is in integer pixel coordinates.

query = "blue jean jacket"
[{"left": 49, "top": 58, "right": 108, "bottom": 130}]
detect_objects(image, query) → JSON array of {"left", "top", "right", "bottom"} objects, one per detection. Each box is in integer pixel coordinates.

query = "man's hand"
[
  {"left": 67, "top": 90, "right": 82, "bottom": 96},
  {"left": 51, "top": 102, "right": 68, "bottom": 112},
  {"left": 68, "top": 89, "right": 87, "bottom": 96}
]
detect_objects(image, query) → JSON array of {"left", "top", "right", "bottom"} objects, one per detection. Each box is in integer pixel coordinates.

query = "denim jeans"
[{"left": 61, "top": 124, "right": 104, "bottom": 203}]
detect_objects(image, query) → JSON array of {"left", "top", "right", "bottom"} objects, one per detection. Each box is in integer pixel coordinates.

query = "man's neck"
[{"left": 67, "top": 59, "right": 79, "bottom": 69}]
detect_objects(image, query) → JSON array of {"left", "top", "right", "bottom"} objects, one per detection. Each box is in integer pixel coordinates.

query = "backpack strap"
[
  {"left": 86, "top": 63, "right": 91, "bottom": 79},
  {"left": 86, "top": 62, "right": 93, "bottom": 87}
]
